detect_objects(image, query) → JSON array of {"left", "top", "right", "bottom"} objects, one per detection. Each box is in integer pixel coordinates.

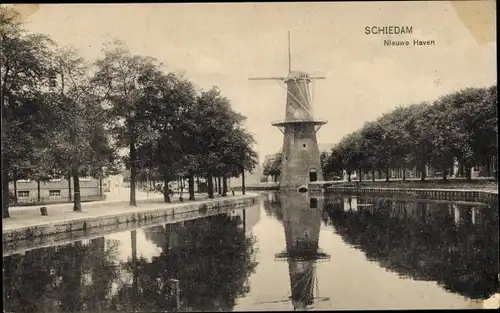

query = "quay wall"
[
  {"left": 308, "top": 182, "right": 498, "bottom": 204},
  {"left": 2, "top": 195, "right": 259, "bottom": 252},
  {"left": 233, "top": 185, "right": 279, "bottom": 191}
]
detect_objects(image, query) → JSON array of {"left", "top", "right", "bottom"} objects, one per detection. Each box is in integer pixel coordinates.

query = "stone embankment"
[
  {"left": 3, "top": 194, "right": 258, "bottom": 255},
  {"left": 308, "top": 181, "right": 498, "bottom": 204},
  {"left": 233, "top": 184, "right": 279, "bottom": 191}
]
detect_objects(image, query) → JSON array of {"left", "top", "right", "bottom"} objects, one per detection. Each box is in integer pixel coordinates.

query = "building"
[{"left": 9, "top": 176, "right": 103, "bottom": 205}]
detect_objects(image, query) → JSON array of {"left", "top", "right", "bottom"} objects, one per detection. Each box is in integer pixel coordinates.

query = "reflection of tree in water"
[
  {"left": 143, "top": 224, "right": 169, "bottom": 249},
  {"left": 263, "top": 192, "right": 283, "bottom": 220},
  {"left": 3, "top": 238, "right": 121, "bottom": 312},
  {"left": 112, "top": 214, "right": 259, "bottom": 312},
  {"left": 325, "top": 196, "right": 499, "bottom": 300}
]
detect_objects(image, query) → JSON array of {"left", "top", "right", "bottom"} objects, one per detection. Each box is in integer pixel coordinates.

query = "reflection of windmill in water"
[{"left": 256, "top": 192, "right": 331, "bottom": 311}]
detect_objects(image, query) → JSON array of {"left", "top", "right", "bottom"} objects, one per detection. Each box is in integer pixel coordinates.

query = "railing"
[{"left": 13, "top": 195, "right": 107, "bottom": 206}]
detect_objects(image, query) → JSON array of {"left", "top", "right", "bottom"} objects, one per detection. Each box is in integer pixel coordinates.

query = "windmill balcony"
[{"left": 271, "top": 119, "right": 327, "bottom": 126}]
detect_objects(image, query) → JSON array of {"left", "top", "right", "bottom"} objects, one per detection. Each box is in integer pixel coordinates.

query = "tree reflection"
[
  {"left": 263, "top": 192, "right": 283, "bottom": 220},
  {"left": 324, "top": 196, "right": 499, "bottom": 299},
  {"left": 113, "top": 213, "right": 259, "bottom": 312},
  {"left": 3, "top": 237, "right": 121, "bottom": 312}
]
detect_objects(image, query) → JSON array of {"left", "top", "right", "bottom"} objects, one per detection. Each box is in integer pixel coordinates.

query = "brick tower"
[{"left": 249, "top": 32, "right": 327, "bottom": 190}]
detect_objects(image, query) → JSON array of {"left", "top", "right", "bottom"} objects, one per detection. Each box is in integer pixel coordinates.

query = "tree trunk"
[
  {"left": 207, "top": 172, "right": 214, "bottom": 198},
  {"left": 162, "top": 168, "right": 170, "bottom": 203},
  {"left": 99, "top": 179, "right": 103, "bottom": 196},
  {"left": 347, "top": 172, "right": 351, "bottom": 182},
  {"left": 241, "top": 167, "right": 246, "bottom": 195},
  {"left": 420, "top": 163, "right": 427, "bottom": 181},
  {"left": 371, "top": 170, "right": 376, "bottom": 182},
  {"left": 358, "top": 169, "right": 363, "bottom": 182},
  {"left": 222, "top": 175, "right": 228, "bottom": 196},
  {"left": 486, "top": 158, "right": 492, "bottom": 177},
  {"left": 179, "top": 177, "right": 184, "bottom": 201},
  {"left": 217, "top": 176, "right": 222, "bottom": 195},
  {"left": 37, "top": 180, "right": 41, "bottom": 202},
  {"left": 442, "top": 169, "right": 448, "bottom": 181},
  {"left": 13, "top": 178, "right": 17, "bottom": 205},
  {"left": 2, "top": 95, "right": 11, "bottom": 217},
  {"left": 196, "top": 176, "right": 200, "bottom": 193},
  {"left": 2, "top": 157, "right": 10, "bottom": 218},
  {"left": 402, "top": 168, "right": 406, "bottom": 182},
  {"left": 68, "top": 171, "right": 72, "bottom": 201},
  {"left": 131, "top": 230, "right": 139, "bottom": 312},
  {"left": 129, "top": 139, "right": 137, "bottom": 207},
  {"left": 458, "top": 162, "right": 464, "bottom": 178},
  {"left": 188, "top": 175, "right": 195, "bottom": 200},
  {"left": 73, "top": 173, "right": 82, "bottom": 211},
  {"left": 465, "top": 166, "right": 472, "bottom": 181},
  {"left": 385, "top": 167, "right": 390, "bottom": 182}
]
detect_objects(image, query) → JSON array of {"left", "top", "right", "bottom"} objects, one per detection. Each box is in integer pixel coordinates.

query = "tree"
[
  {"left": 40, "top": 46, "right": 118, "bottom": 211},
  {"left": 322, "top": 84, "right": 497, "bottom": 183},
  {"left": 193, "top": 87, "right": 248, "bottom": 198},
  {"left": 1, "top": 7, "right": 57, "bottom": 217},
  {"left": 92, "top": 40, "right": 162, "bottom": 207},
  {"left": 403, "top": 103, "right": 433, "bottom": 180},
  {"left": 220, "top": 127, "right": 258, "bottom": 195},
  {"left": 263, "top": 153, "right": 282, "bottom": 183},
  {"left": 439, "top": 87, "right": 497, "bottom": 179},
  {"left": 324, "top": 148, "right": 344, "bottom": 180},
  {"left": 137, "top": 72, "right": 198, "bottom": 202}
]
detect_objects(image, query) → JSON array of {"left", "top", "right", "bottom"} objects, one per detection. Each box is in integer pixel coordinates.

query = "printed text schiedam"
[{"left": 365, "top": 26, "right": 436, "bottom": 46}]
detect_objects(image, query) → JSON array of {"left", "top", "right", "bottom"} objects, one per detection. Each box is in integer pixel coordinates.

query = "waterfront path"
[{"left": 3, "top": 191, "right": 253, "bottom": 231}]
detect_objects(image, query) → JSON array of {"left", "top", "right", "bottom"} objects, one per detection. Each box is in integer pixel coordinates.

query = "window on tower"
[{"left": 303, "top": 144, "right": 306, "bottom": 148}]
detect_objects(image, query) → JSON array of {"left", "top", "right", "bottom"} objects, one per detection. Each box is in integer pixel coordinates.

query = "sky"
[{"left": 16, "top": 1, "right": 497, "bottom": 162}]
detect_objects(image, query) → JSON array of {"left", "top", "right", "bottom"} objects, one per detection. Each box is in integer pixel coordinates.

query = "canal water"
[{"left": 3, "top": 192, "right": 499, "bottom": 312}]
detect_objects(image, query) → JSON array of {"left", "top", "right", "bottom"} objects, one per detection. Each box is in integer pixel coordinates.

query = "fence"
[{"left": 13, "top": 194, "right": 107, "bottom": 206}]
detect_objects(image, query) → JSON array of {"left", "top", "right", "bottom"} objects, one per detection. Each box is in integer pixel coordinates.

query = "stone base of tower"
[{"left": 278, "top": 123, "right": 324, "bottom": 190}]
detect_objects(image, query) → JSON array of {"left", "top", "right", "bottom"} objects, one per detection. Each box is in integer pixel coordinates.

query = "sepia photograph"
[{"left": 1, "top": 1, "right": 498, "bottom": 311}]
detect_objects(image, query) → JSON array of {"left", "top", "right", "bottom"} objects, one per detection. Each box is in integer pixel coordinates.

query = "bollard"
[{"left": 40, "top": 207, "right": 48, "bottom": 216}]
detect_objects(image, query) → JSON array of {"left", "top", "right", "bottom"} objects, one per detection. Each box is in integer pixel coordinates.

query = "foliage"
[
  {"left": 1, "top": 6, "right": 58, "bottom": 217},
  {"left": 2, "top": 6, "right": 257, "bottom": 217},
  {"left": 324, "top": 86, "right": 498, "bottom": 181},
  {"left": 263, "top": 153, "right": 282, "bottom": 182}
]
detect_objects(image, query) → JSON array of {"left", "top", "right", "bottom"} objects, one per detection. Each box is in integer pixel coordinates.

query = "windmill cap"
[{"left": 285, "top": 71, "right": 310, "bottom": 82}]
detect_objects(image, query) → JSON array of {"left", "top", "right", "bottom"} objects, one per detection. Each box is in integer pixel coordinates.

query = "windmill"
[{"left": 249, "top": 31, "right": 327, "bottom": 190}]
